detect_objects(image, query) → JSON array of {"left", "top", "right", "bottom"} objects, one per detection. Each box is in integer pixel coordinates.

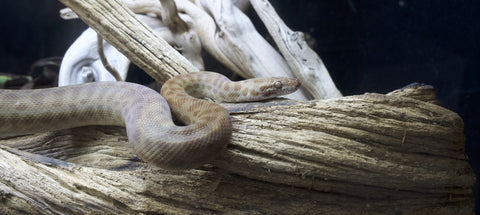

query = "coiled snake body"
[{"left": 0, "top": 72, "right": 300, "bottom": 170}]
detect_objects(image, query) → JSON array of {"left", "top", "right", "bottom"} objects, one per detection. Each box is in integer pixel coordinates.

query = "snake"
[{"left": 0, "top": 72, "right": 300, "bottom": 170}]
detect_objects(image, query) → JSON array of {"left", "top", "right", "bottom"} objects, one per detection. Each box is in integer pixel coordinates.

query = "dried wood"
[
  {"left": 250, "top": 0, "right": 342, "bottom": 99},
  {"left": 56, "top": 0, "right": 199, "bottom": 84},
  {"left": 58, "top": 0, "right": 310, "bottom": 100},
  {"left": 0, "top": 0, "right": 472, "bottom": 214},
  {"left": 0, "top": 85, "right": 474, "bottom": 214}
]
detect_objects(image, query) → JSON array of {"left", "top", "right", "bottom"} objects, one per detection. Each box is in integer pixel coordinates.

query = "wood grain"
[
  {"left": 251, "top": 0, "right": 343, "bottom": 99},
  {"left": 0, "top": 85, "right": 474, "bottom": 214},
  {"left": 56, "top": 0, "right": 199, "bottom": 83}
]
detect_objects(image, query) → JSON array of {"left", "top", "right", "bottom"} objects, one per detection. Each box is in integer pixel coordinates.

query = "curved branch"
[
  {"left": 97, "top": 34, "right": 123, "bottom": 81},
  {"left": 58, "top": 28, "right": 130, "bottom": 86}
]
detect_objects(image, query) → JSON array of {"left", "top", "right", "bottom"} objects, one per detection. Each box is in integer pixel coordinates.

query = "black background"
[{"left": 1, "top": 0, "right": 479, "bottom": 212}]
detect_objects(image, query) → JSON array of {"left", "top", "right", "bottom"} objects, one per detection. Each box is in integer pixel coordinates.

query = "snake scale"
[{"left": 0, "top": 72, "right": 300, "bottom": 170}]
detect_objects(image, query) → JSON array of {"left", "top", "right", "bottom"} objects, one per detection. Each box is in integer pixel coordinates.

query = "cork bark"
[{"left": 0, "top": 84, "right": 474, "bottom": 214}]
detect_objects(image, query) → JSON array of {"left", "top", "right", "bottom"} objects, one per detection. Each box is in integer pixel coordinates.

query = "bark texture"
[
  {"left": 2, "top": 0, "right": 472, "bottom": 214},
  {"left": 56, "top": 0, "right": 198, "bottom": 83},
  {"left": 250, "top": 0, "right": 342, "bottom": 99},
  {"left": 0, "top": 84, "right": 474, "bottom": 214}
]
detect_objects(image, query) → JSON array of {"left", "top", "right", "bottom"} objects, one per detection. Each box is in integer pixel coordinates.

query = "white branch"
[{"left": 250, "top": 0, "right": 342, "bottom": 99}]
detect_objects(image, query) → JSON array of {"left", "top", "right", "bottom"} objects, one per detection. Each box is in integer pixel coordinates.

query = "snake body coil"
[{"left": 0, "top": 72, "right": 300, "bottom": 170}]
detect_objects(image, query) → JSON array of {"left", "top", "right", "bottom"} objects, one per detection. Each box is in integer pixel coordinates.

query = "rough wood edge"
[
  {"left": 0, "top": 86, "right": 474, "bottom": 214},
  {"left": 250, "top": 0, "right": 343, "bottom": 99},
  {"left": 57, "top": 0, "right": 199, "bottom": 83}
]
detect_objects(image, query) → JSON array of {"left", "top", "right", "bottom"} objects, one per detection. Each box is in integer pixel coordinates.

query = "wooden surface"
[
  {"left": 251, "top": 0, "right": 342, "bottom": 99},
  {"left": 56, "top": 0, "right": 198, "bottom": 83},
  {"left": 1, "top": 0, "right": 473, "bottom": 214},
  {"left": 0, "top": 84, "right": 474, "bottom": 214}
]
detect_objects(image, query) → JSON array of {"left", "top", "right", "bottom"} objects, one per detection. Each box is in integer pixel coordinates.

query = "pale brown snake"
[{"left": 0, "top": 72, "right": 300, "bottom": 170}]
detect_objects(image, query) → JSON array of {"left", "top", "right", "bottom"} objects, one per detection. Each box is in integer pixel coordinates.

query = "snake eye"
[{"left": 273, "top": 81, "right": 283, "bottom": 89}]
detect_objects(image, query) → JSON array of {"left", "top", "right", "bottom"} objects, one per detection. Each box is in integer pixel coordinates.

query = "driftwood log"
[
  {"left": 0, "top": 0, "right": 474, "bottom": 214},
  {"left": 56, "top": 0, "right": 343, "bottom": 100},
  {"left": 0, "top": 84, "right": 474, "bottom": 214}
]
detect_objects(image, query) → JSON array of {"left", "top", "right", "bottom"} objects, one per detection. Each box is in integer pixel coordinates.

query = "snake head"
[{"left": 256, "top": 77, "right": 301, "bottom": 100}]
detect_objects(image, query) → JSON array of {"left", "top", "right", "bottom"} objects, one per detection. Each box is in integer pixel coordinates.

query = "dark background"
[{"left": 1, "top": 0, "right": 479, "bottom": 212}]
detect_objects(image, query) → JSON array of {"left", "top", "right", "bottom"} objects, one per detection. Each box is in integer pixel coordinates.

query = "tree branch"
[
  {"left": 57, "top": 0, "right": 199, "bottom": 83},
  {"left": 250, "top": 0, "right": 342, "bottom": 99}
]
